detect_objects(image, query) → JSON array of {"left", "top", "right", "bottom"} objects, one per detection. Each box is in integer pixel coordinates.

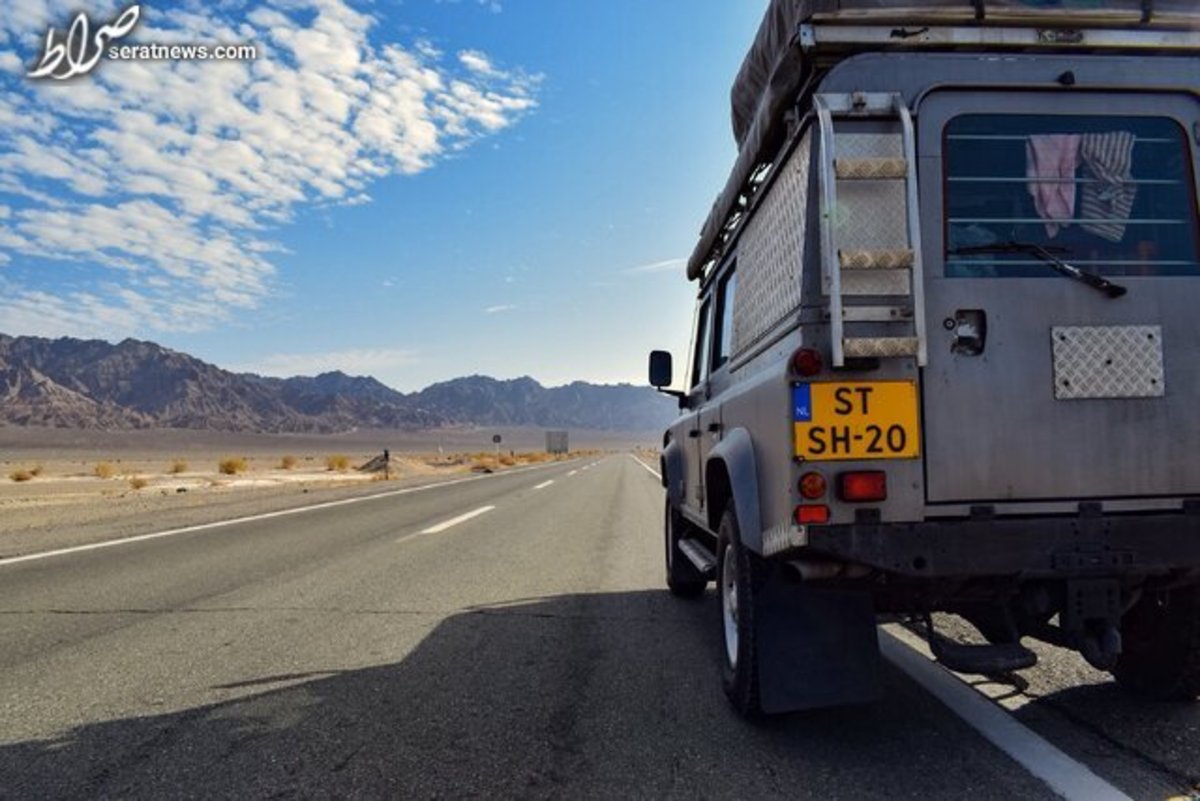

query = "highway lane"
[{"left": 0, "top": 455, "right": 1184, "bottom": 798}]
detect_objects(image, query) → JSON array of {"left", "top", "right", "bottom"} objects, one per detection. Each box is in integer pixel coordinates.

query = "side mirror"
[{"left": 648, "top": 350, "right": 673, "bottom": 388}]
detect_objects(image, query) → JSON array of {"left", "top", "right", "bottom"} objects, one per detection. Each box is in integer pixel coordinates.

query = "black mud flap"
[{"left": 755, "top": 574, "right": 883, "bottom": 714}]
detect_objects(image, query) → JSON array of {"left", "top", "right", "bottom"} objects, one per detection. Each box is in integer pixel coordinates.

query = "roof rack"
[{"left": 799, "top": 21, "right": 1200, "bottom": 55}]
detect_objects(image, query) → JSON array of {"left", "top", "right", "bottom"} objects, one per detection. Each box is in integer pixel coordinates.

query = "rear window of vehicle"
[{"left": 944, "top": 114, "right": 1200, "bottom": 277}]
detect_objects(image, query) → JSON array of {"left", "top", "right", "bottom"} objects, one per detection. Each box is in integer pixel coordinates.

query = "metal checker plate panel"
[
  {"left": 734, "top": 133, "right": 811, "bottom": 356},
  {"left": 1051, "top": 325, "right": 1165, "bottom": 399},
  {"left": 842, "top": 268, "right": 910, "bottom": 296},
  {"left": 833, "top": 133, "right": 907, "bottom": 252}
]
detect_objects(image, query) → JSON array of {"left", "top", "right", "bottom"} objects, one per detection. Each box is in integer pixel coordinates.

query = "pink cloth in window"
[{"left": 1026, "top": 134, "right": 1081, "bottom": 238}]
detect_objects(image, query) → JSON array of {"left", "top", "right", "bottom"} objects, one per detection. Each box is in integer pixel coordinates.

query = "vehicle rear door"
[{"left": 918, "top": 90, "right": 1200, "bottom": 503}]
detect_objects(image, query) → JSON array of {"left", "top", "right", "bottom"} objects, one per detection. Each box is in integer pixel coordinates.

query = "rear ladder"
[{"left": 815, "top": 92, "right": 928, "bottom": 367}]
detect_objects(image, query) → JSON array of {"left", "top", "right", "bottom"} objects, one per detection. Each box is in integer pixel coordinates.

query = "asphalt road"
[{"left": 0, "top": 456, "right": 1195, "bottom": 799}]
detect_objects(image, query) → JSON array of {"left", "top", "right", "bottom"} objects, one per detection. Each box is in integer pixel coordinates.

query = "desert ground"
[{"left": 0, "top": 426, "right": 657, "bottom": 558}]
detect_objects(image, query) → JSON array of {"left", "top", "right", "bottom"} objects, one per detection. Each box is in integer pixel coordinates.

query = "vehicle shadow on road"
[
  {"left": 0, "top": 590, "right": 1054, "bottom": 799},
  {"left": 1013, "top": 679, "right": 1200, "bottom": 788}
]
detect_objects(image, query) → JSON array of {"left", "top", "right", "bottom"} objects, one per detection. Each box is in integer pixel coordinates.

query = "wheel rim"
[{"left": 722, "top": 544, "right": 739, "bottom": 669}]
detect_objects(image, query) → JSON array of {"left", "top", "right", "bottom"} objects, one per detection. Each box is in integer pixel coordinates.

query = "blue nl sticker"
[{"left": 792, "top": 384, "right": 812, "bottom": 422}]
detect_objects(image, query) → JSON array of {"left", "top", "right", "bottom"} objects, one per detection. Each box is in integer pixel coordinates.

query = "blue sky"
[{"left": 0, "top": 0, "right": 764, "bottom": 391}]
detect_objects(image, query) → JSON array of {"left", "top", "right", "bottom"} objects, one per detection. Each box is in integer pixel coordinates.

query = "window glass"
[
  {"left": 712, "top": 268, "right": 738, "bottom": 370},
  {"left": 690, "top": 298, "right": 712, "bottom": 389},
  {"left": 944, "top": 114, "right": 1199, "bottom": 277}
]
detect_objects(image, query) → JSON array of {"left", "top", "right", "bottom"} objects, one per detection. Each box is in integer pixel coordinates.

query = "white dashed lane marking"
[{"left": 418, "top": 505, "right": 496, "bottom": 535}]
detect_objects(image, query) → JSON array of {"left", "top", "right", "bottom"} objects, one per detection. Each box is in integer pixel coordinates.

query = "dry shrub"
[
  {"left": 280, "top": 455, "right": 298, "bottom": 470},
  {"left": 470, "top": 456, "right": 500, "bottom": 473},
  {"left": 498, "top": 454, "right": 516, "bottom": 467},
  {"left": 129, "top": 476, "right": 149, "bottom": 490},
  {"left": 326, "top": 454, "right": 350, "bottom": 471},
  {"left": 9, "top": 469, "right": 33, "bottom": 482},
  {"left": 218, "top": 457, "right": 248, "bottom": 475},
  {"left": 94, "top": 461, "right": 116, "bottom": 479},
  {"left": 29, "top": 465, "right": 43, "bottom": 477},
  {"left": 168, "top": 458, "right": 188, "bottom": 475}
]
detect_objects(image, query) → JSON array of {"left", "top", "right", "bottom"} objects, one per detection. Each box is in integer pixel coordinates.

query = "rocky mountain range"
[{"left": 0, "top": 334, "right": 676, "bottom": 433}]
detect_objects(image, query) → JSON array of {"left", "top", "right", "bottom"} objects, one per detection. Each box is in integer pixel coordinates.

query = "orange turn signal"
[{"left": 798, "top": 471, "right": 827, "bottom": 500}]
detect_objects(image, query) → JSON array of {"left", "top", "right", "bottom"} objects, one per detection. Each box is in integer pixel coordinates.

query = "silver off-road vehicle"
[{"left": 649, "top": 0, "right": 1200, "bottom": 717}]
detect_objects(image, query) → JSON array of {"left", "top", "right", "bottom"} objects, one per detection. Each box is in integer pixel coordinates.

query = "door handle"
[
  {"left": 707, "top": 422, "right": 722, "bottom": 433},
  {"left": 948, "top": 309, "right": 987, "bottom": 356},
  {"left": 687, "top": 429, "right": 701, "bottom": 438}
]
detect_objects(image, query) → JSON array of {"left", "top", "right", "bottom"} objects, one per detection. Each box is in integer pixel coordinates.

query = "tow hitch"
[{"left": 1063, "top": 579, "right": 1124, "bottom": 671}]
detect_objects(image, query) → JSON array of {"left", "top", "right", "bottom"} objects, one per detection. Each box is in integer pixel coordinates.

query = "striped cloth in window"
[{"left": 1079, "top": 131, "right": 1137, "bottom": 243}]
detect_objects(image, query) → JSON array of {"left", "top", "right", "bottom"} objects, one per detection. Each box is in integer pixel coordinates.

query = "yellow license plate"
[{"left": 793, "top": 381, "right": 920, "bottom": 461}]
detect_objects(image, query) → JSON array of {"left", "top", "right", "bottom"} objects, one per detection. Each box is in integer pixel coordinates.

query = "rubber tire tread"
[
  {"left": 1112, "top": 584, "right": 1200, "bottom": 701},
  {"left": 718, "top": 504, "right": 770, "bottom": 719},
  {"left": 665, "top": 501, "right": 706, "bottom": 599}
]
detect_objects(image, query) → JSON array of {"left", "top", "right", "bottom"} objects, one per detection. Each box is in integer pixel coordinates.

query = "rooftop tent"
[
  {"left": 687, "top": 0, "right": 1200, "bottom": 281},
  {"left": 730, "top": 0, "right": 1196, "bottom": 149}
]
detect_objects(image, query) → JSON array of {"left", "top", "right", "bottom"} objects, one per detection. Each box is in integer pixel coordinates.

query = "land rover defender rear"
[{"left": 650, "top": 0, "right": 1200, "bottom": 716}]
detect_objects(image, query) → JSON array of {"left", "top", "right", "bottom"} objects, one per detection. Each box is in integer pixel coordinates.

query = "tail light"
[
  {"left": 838, "top": 471, "right": 887, "bottom": 502},
  {"left": 794, "top": 504, "right": 830, "bottom": 525},
  {"left": 798, "top": 471, "right": 827, "bottom": 500},
  {"left": 791, "top": 347, "right": 823, "bottom": 377}
]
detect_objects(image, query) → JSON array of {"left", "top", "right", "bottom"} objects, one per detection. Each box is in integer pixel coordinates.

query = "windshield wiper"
[{"left": 950, "top": 241, "right": 1127, "bottom": 299}]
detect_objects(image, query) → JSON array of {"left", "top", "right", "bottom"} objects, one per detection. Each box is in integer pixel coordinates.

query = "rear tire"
[
  {"left": 717, "top": 505, "right": 769, "bottom": 718},
  {"left": 1112, "top": 584, "right": 1200, "bottom": 701},
  {"left": 665, "top": 501, "right": 706, "bottom": 598}
]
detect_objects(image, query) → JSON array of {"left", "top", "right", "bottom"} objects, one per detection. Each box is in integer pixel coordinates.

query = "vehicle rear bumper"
[{"left": 803, "top": 510, "right": 1200, "bottom": 578}]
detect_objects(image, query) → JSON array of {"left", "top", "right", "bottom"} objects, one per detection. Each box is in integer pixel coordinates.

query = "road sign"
[{"left": 546, "top": 430, "right": 568, "bottom": 455}]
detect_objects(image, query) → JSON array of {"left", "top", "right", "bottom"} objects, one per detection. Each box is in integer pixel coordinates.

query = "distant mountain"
[
  {"left": 412, "top": 376, "right": 675, "bottom": 431},
  {"left": 0, "top": 334, "right": 676, "bottom": 433}
]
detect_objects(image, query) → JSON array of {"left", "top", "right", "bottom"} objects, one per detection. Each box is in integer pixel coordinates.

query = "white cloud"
[
  {"left": 235, "top": 347, "right": 419, "bottom": 378},
  {"left": 459, "top": 49, "right": 499, "bottom": 77},
  {"left": 485, "top": 304, "right": 516, "bottom": 314},
  {"left": 0, "top": 0, "right": 541, "bottom": 336},
  {"left": 623, "top": 257, "right": 685, "bottom": 274}
]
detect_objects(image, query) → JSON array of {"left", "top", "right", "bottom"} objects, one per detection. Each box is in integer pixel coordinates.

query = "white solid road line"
[
  {"left": 0, "top": 459, "right": 573, "bottom": 569},
  {"left": 533, "top": 480, "right": 554, "bottom": 490},
  {"left": 880, "top": 626, "right": 1131, "bottom": 801},
  {"left": 419, "top": 505, "right": 496, "bottom": 535},
  {"left": 630, "top": 455, "right": 661, "bottom": 480}
]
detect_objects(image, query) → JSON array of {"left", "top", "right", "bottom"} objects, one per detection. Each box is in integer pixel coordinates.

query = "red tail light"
[
  {"left": 791, "top": 347, "right": 823, "bottom": 377},
  {"left": 838, "top": 471, "right": 887, "bottom": 502},
  {"left": 794, "top": 504, "right": 830, "bottom": 524}
]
